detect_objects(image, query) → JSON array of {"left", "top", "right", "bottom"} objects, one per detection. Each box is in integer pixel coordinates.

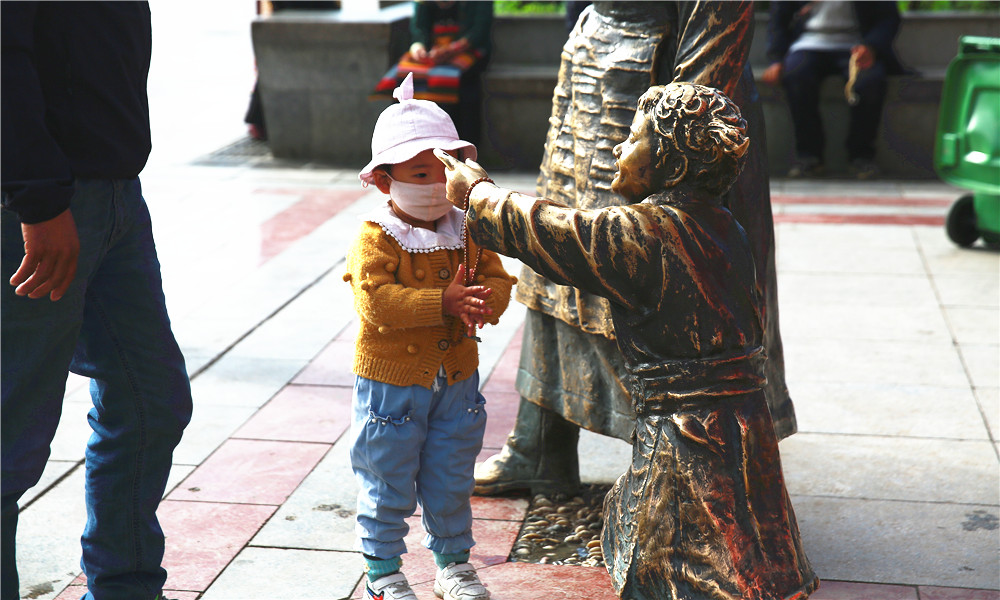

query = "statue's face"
[{"left": 612, "top": 111, "right": 658, "bottom": 201}]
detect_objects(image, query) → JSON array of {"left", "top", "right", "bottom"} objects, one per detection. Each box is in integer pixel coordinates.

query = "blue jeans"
[
  {"left": 781, "top": 48, "right": 889, "bottom": 162},
  {"left": 1, "top": 179, "right": 193, "bottom": 600},
  {"left": 350, "top": 372, "right": 487, "bottom": 560}
]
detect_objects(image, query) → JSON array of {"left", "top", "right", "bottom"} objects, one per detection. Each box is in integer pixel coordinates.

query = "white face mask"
[{"left": 389, "top": 179, "right": 453, "bottom": 222}]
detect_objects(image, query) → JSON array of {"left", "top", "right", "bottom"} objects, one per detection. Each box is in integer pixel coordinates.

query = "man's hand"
[
  {"left": 761, "top": 62, "right": 783, "bottom": 86},
  {"left": 428, "top": 38, "right": 470, "bottom": 63},
  {"left": 434, "top": 149, "right": 490, "bottom": 209},
  {"left": 442, "top": 264, "right": 493, "bottom": 337},
  {"left": 410, "top": 42, "right": 429, "bottom": 63},
  {"left": 851, "top": 44, "right": 875, "bottom": 70},
  {"left": 10, "top": 208, "right": 80, "bottom": 301}
]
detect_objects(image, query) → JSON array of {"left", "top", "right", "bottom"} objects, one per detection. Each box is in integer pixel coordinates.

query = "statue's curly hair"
[{"left": 637, "top": 82, "right": 750, "bottom": 197}]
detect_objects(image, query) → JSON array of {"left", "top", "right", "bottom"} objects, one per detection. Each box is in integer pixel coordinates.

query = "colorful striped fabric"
[{"left": 370, "top": 24, "right": 481, "bottom": 105}]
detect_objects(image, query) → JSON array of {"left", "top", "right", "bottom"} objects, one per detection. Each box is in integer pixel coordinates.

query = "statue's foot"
[{"left": 474, "top": 444, "right": 580, "bottom": 497}]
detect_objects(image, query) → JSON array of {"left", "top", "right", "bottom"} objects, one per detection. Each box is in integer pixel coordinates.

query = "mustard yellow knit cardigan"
[{"left": 344, "top": 221, "right": 516, "bottom": 389}]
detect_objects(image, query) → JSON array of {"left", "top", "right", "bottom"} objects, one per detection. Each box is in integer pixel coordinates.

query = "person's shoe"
[
  {"left": 786, "top": 157, "right": 825, "bottom": 179},
  {"left": 434, "top": 562, "right": 490, "bottom": 600},
  {"left": 849, "top": 158, "right": 880, "bottom": 180},
  {"left": 365, "top": 572, "right": 417, "bottom": 600}
]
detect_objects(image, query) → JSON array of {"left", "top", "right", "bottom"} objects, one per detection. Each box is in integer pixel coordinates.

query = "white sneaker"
[
  {"left": 434, "top": 562, "right": 490, "bottom": 600},
  {"left": 365, "top": 572, "right": 417, "bottom": 600}
]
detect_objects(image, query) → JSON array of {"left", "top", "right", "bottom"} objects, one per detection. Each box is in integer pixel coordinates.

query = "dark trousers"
[
  {"left": 781, "top": 48, "right": 888, "bottom": 162},
  {"left": 441, "top": 58, "right": 489, "bottom": 149}
]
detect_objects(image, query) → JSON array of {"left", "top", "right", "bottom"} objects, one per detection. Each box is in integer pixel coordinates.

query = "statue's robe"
[
  {"left": 467, "top": 186, "right": 818, "bottom": 599},
  {"left": 517, "top": 1, "right": 798, "bottom": 441}
]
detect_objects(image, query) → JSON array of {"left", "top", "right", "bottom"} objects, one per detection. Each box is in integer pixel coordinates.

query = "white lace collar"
[{"left": 362, "top": 201, "right": 465, "bottom": 253}]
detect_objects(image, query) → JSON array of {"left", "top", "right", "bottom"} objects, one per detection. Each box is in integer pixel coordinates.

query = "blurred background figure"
[
  {"left": 371, "top": 1, "right": 494, "bottom": 147},
  {"left": 244, "top": 0, "right": 338, "bottom": 141},
  {"left": 763, "top": 1, "right": 904, "bottom": 179}
]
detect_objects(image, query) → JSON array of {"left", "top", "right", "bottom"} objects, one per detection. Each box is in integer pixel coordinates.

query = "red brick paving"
[{"left": 167, "top": 439, "right": 330, "bottom": 505}]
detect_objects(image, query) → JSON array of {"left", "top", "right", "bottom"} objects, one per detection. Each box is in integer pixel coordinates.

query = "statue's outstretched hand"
[{"left": 434, "top": 149, "right": 490, "bottom": 209}]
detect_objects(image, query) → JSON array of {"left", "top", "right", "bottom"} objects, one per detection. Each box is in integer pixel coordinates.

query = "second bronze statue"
[{"left": 436, "top": 81, "right": 817, "bottom": 600}]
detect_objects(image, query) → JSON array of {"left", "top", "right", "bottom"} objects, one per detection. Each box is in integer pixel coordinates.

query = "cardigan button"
[
  {"left": 415, "top": 269, "right": 425, "bottom": 280},
  {"left": 439, "top": 268, "right": 450, "bottom": 280},
  {"left": 407, "top": 344, "right": 418, "bottom": 354},
  {"left": 378, "top": 326, "right": 389, "bottom": 334},
  {"left": 385, "top": 262, "right": 397, "bottom": 273},
  {"left": 438, "top": 340, "right": 449, "bottom": 351}
]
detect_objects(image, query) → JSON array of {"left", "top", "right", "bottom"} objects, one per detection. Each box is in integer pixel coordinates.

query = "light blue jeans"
[
  {"left": 1, "top": 179, "right": 192, "bottom": 600},
  {"left": 350, "top": 372, "right": 486, "bottom": 559}
]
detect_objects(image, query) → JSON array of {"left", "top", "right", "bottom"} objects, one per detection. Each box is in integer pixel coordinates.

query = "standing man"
[
  {"left": 762, "top": 1, "right": 903, "bottom": 179},
  {"left": 475, "top": 1, "right": 798, "bottom": 497},
  {"left": 2, "top": 3, "right": 193, "bottom": 599}
]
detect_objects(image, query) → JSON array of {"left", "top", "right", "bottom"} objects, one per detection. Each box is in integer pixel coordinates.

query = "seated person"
[
  {"left": 435, "top": 82, "right": 819, "bottom": 599},
  {"left": 762, "top": 1, "right": 903, "bottom": 179}
]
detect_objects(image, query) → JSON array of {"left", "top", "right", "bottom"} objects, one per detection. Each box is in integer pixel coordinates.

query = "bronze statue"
[
  {"left": 474, "top": 1, "right": 797, "bottom": 498},
  {"left": 436, "top": 81, "right": 817, "bottom": 599}
]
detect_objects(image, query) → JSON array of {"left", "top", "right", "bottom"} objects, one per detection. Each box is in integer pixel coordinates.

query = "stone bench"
[{"left": 252, "top": 6, "right": 999, "bottom": 178}]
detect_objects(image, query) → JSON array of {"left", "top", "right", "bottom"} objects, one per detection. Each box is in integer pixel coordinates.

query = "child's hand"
[{"left": 442, "top": 264, "right": 493, "bottom": 337}]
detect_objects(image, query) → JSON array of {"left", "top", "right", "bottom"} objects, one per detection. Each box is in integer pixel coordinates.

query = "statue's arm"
[
  {"left": 671, "top": 1, "right": 752, "bottom": 98},
  {"left": 464, "top": 184, "right": 652, "bottom": 312}
]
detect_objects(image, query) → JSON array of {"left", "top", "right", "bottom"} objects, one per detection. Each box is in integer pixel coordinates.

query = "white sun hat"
[{"left": 359, "top": 72, "right": 477, "bottom": 184}]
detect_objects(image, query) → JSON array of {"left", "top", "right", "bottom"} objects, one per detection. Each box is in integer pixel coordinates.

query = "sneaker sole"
[{"left": 434, "top": 582, "right": 490, "bottom": 600}]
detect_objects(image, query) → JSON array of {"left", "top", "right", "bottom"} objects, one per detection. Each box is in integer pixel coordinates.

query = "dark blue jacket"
[
  {"left": 766, "top": 1, "right": 905, "bottom": 74},
  {"left": 1, "top": 1, "right": 152, "bottom": 224}
]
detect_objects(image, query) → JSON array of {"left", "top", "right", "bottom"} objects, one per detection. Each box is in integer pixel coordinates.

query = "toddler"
[{"left": 344, "top": 73, "right": 515, "bottom": 600}]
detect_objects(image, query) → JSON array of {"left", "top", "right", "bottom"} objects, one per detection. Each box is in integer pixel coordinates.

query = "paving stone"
[
  {"left": 945, "top": 307, "right": 1000, "bottom": 346},
  {"left": 918, "top": 586, "right": 1000, "bottom": 599},
  {"left": 248, "top": 437, "right": 359, "bottom": 552},
  {"left": 794, "top": 496, "right": 1000, "bottom": 589},
  {"left": 47, "top": 398, "right": 93, "bottom": 462},
  {"left": 780, "top": 272, "right": 938, "bottom": 308},
  {"left": 14, "top": 468, "right": 87, "bottom": 600},
  {"left": 190, "top": 355, "right": 308, "bottom": 408},
  {"left": 810, "top": 580, "right": 918, "bottom": 599},
  {"left": 784, "top": 338, "right": 969, "bottom": 387},
  {"left": 579, "top": 429, "right": 632, "bottom": 486},
  {"left": 781, "top": 435, "right": 999, "bottom": 505},
  {"left": 21, "top": 461, "right": 79, "bottom": 507},
  {"left": 168, "top": 439, "right": 330, "bottom": 505},
  {"left": 465, "top": 561, "right": 617, "bottom": 600},
  {"left": 480, "top": 390, "right": 520, "bottom": 451},
  {"left": 233, "top": 383, "right": 352, "bottom": 444},
  {"left": 200, "top": 546, "right": 362, "bottom": 600},
  {"left": 791, "top": 381, "right": 989, "bottom": 439},
  {"left": 961, "top": 343, "right": 1000, "bottom": 389},
  {"left": 781, "top": 302, "right": 951, "bottom": 343},
  {"left": 171, "top": 403, "right": 258, "bottom": 466},
  {"left": 932, "top": 273, "right": 1000, "bottom": 309},
  {"left": 291, "top": 338, "right": 357, "bottom": 387},
  {"left": 974, "top": 386, "right": 1000, "bottom": 440},
  {"left": 159, "top": 500, "right": 277, "bottom": 592}
]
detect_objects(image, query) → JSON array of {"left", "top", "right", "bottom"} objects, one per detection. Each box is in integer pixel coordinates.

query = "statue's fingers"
[{"left": 433, "top": 148, "right": 457, "bottom": 169}]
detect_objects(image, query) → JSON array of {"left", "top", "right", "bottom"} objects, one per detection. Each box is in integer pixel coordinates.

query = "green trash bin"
[{"left": 934, "top": 35, "right": 1000, "bottom": 247}]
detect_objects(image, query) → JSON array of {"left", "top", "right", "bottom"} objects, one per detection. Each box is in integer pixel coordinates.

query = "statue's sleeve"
[
  {"left": 671, "top": 1, "right": 752, "bottom": 98},
  {"left": 465, "top": 186, "right": 656, "bottom": 312}
]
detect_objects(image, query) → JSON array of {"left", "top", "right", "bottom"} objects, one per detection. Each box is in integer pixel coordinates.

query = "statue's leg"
[
  {"left": 475, "top": 310, "right": 632, "bottom": 496},
  {"left": 473, "top": 397, "right": 581, "bottom": 496}
]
